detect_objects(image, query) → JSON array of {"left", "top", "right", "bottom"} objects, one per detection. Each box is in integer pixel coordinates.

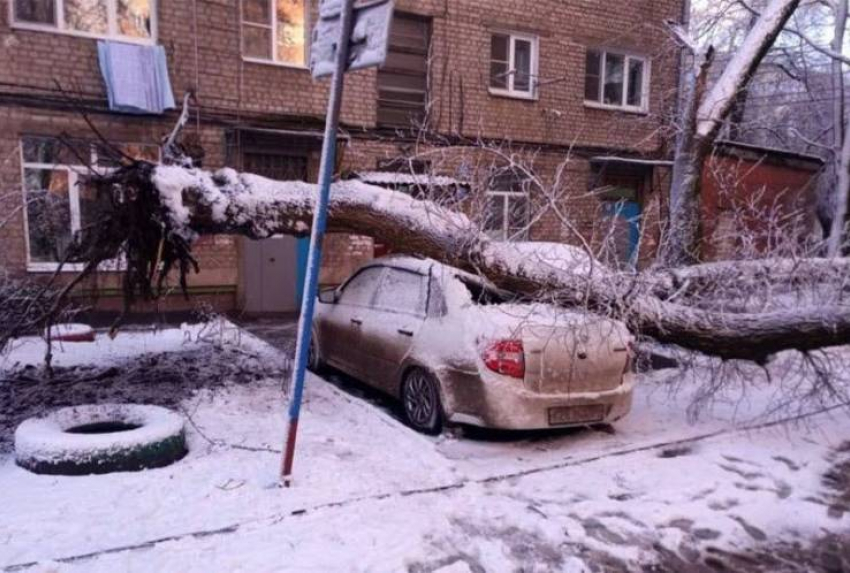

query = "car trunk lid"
[{"left": 521, "top": 317, "right": 630, "bottom": 395}]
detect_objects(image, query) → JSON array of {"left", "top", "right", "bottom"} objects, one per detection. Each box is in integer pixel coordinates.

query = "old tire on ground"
[
  {"left": 15, "top": 404, "right": 187, "bottom": 476},
  {"left": 401, "top": 369, "right": 443, "bottom": 435}
]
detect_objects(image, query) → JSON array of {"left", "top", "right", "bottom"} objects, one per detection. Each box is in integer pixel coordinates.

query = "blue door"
[{"left": 602, "top": 200, "right": 642, "bottom": 267}]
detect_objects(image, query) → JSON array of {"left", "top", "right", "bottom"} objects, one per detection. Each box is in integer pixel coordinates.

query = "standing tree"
[{"left": 663, "top": 0, "right": 802, "bottom": 266}]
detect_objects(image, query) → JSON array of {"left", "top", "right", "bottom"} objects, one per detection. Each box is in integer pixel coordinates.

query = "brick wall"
[
  {"left": 0, "top": 106, "right": 239, "bottom": 310},
  {"left": 0, "top": 0, "right": 684, "bottom": 308},
  {"left": 0, "top": 0, "right": 682, "bottom": 145}
]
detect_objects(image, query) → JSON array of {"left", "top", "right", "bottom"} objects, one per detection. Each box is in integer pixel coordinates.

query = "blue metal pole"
[{"left": 281, "top": 0, "right": 356, "bottom": 486}]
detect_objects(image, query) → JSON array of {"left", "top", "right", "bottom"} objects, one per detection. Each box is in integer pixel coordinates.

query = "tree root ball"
[{"left": 14, "top": 404, "right": 187, "bottom": 475}]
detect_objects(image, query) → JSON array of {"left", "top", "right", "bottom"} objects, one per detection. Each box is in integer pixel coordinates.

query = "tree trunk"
[
  {"left": 663, "top": 0, "right": 802, "bottom": 267},
  {"left": 828, "top": 0, "right": 850, "bottom": 256},
  {"left": 662, "top": 50, "right": 713, "bottom": 268},
  {"left": 88, "top": 162, "right": 850, "bottom": 363}
]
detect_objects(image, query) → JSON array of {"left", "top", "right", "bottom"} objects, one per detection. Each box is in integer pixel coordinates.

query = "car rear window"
[{"left": 457, "top": 275, "right": 514, "bottom": 305}]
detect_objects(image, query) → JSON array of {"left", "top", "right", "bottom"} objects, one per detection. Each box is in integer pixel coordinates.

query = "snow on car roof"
[
  {"left": 365, "top": 255, "right": 488, "bottom": 285},
  {"left": 368, "top": 242, "right": 602, "bottom": 283}
]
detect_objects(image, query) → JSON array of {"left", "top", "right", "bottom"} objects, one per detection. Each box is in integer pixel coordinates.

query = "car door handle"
[
  {"left": 397, "top": 329, "right": 414, "bottom": 337},
  {"left": 351, "top": 318, "right": 363, "bottom": 326}
]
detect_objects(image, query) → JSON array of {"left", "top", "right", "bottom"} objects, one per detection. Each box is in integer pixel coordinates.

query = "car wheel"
[
  {"left": 401, "top": 369, "right": 443, "bottom": 435},
  {"left": 307, "top": 333, "right": 324, "bottom": 374}
]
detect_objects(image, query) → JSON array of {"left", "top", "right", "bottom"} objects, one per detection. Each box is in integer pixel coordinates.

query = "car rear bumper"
[{"left": 442, "top": 369, "right": 634, "bottom": 431}]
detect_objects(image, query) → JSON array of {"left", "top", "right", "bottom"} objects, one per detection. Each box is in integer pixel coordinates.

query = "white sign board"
[{"left": 310, "top": 0, "right": 395, "bottom": 79}]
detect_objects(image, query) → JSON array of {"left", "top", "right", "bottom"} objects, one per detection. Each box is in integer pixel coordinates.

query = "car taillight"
[{"left": 482, "top": 339, "right": 525, "bottom": 379}]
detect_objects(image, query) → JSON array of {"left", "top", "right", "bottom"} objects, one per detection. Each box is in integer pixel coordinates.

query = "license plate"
[{"left": 547, "top": 405, "right": 606, "bottom": 426}]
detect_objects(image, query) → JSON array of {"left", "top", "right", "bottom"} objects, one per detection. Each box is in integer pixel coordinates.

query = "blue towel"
[{"left": 98, "top": 41, "right": 176, "bottom": 114}]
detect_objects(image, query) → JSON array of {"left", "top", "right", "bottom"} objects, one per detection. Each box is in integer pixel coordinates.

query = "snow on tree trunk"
[
  {"left": 662, "top": 49, "right": 713, "bottom": 268},
  {"left": 87, "top": 162, "right": 850, "bottom": 362},
  {"left": 828, "top": 0, "right": 850, "bottom": 256},
  {"left": 695, "top": 0, "right": 801, "bottom": 141}
]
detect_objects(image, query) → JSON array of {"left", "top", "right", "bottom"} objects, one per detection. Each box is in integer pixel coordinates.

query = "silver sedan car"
[{"left": 309, "top": 256, "right": 635, "bottom": 434}]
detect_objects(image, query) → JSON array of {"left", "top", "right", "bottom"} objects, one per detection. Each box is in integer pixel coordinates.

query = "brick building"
[{"left": 0, "top": 0, "right": 685, "bottom": 315}]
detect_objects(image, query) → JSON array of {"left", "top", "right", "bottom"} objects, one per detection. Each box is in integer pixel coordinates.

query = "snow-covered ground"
[{"left": 0, "top": 324, "right": 847, "bottom": 572}]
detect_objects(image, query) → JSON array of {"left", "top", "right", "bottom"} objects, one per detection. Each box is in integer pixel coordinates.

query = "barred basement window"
[
  {"left": 242, "top": 0, "right": 310, "bottom": 67},
  {"left": 584, "top": 50, "right": 649, "bottom": 112},
  {"left": 12, "top": 0, "right": 155, "bottom": 41}
]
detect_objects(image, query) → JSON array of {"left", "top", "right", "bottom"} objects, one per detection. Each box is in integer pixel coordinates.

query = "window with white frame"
[
  {"left": 12, "top": 0, "right": 155, "bottom": 41},
  {"left": 489, "top": 32, "right": 538, "bottom": 99},
  {"left": 20, "top": 137, "right": 159, "bottom": 271},
  {"left": 242, "top": 0, "right": 310, "bottom": 67},
  {"left": 483, "top": 170, "right": 531, "bottom": 241},
  {"left": 584, "top": 50, "right": 648, "bottom": 111}
]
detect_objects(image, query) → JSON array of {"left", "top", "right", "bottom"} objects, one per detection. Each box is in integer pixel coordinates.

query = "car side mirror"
[{"left": 318, "top": 287, "right": 338, "bottom": 304}]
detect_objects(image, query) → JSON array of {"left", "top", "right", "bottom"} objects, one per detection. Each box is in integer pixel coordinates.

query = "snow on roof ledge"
[
  {"left": 590, "top": 156, "right": 674, "bottom": 167},
  {"left": 355, "top": 171, "right": 463, "bottom": 187},
  {"left": 713, "top": 140, "right": 825, "bottom": 167}
]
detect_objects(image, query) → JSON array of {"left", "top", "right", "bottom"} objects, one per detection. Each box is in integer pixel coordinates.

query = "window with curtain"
[
  {"left": 12, "top": 0, "right": 154, "bottom": 40},
  {"left": 585, "top": 50, "right": 648, "bottom": 111},
  {"left": 242, "top": 0, "right": 310, "bottom": 67},
  {"left": 489, "top": 32, "right": 538, "bottom": 99}
]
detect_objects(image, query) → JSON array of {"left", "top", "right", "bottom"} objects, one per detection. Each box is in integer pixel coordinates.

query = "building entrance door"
[{"left": 240, "top": 151, "right": 310, "bottom": 314}]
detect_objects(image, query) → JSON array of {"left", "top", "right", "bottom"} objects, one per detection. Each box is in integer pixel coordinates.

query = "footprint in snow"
[
  {"left": 731, "top": 515, "right": 768, "bottom": 541},
  {"left": 772, "top": 455, "right": 802, "bottom": 471}
]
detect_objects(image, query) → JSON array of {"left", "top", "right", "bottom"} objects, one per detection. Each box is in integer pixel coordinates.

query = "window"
[
  {"left": 242, "top": 0, "right": 309, "bottom": 67},
  {"left": 373, "top": 268, "right": 426, "bottom": 315},
  {"left": 377, "top": 13, "right": 431, "bottom": 128},
  {"left": 489, "top": 32, "right": 538, "bottom": 99},
  {"left": 584, "top": 50, "right": 648, "bottom": 111},
  {"left": 339, "top": 267, "right": 384, "bottom": 307},
  {"left": 12, "top": 0, "right": 154, "bottom": 41},
  {"left": 484, "top": 171, "right": 531, "bottom": 241},
  {"left": 20, "top": 137, "right": 159, "bottom": 271}
]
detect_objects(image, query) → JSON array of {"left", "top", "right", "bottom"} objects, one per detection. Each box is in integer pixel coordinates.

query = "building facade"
[{"left": 0, "top": 0, "right": 685, "bottom": 315}]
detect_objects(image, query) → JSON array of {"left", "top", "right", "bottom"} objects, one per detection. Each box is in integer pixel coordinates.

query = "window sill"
[
  {"left": 11, "top": 22, "right": 156, "bottom": 45},
  {"left": 27, "top": 263, "right": 85, "bottom": 274},
  {"left": 242, "top": 57, "right": 311, "bottom": 71},
  {"left": 583, "top": 101, "right": 648, "bottom": 115},
  {"left": 488, "top": 88, "right": 538, "bottom": 102},
  {"left": 27, "top": 261, "right": 126, "bottom": 274}
]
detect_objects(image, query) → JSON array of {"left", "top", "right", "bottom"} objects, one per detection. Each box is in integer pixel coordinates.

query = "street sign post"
[
  {"left": 280, "top": 0, "right": 394, "bottom": 487},
  {"left": 311, "top": 0, "right": 394, "bottom": 78}
]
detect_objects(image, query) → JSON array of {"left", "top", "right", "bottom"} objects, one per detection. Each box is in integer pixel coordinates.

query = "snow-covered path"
[{"left": 1, "top": 327, "right": 847, "bottom": 572}]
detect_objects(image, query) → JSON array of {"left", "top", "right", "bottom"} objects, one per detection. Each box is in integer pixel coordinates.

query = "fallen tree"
[{"left": 68, "top": 161, "right": 850, "bottom": 363}]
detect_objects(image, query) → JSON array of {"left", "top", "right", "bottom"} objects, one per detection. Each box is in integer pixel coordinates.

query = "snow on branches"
[{"left": 74, "top": 161, "right": 850, "bottom": 363}]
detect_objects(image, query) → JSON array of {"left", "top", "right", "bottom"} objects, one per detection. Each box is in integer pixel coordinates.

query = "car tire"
[
  {"left": 15, "top": 404, "right": 187, "bottom": 476},
  {"left": 401, "top": 369, "right": 443, "bottom": 435},
  {"left": 307, "top": 333, "right": 325, "bottom": 374}
]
